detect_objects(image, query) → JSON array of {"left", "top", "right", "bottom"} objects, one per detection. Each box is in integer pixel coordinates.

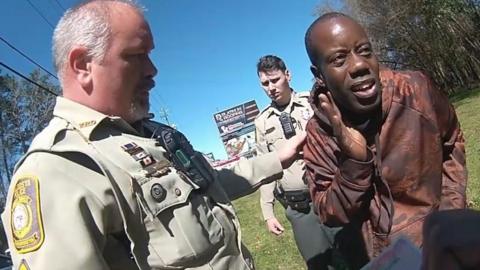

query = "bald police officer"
[
  {"left": 1, "top": 2, "right": 305, "bottom": 269},
  {"left": 254, "top": 55, "right": 337, "bottom": 269}
]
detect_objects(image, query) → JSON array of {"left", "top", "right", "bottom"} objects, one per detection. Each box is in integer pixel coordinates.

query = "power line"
[
  {"left": 24, "top": 0, "right": 55, "bottom": 29},
  {"left": 0, "top": 62, "right": 58, "bottom": 97},
  {"left": 0, "top": 36, "right": 58, "bottom": 80},
  {"left": 52, "top": 0, "right": 66, "bottom": 11}
]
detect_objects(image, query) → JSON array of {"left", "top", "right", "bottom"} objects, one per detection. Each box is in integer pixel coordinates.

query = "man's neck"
[
  {"left": 275, "top": 102, "right": 289, "bottom": 112},
  {"left": 274, "top": 94, "right": 292, "bottom": 112},
  {"left": 344, "top": 107, "right": 382, "bottom": 138}
]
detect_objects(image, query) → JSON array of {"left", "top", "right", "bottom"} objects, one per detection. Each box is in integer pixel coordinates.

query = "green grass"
[
  {"left": 451, "top": 87, "right": 480, "bottom": 207},
  {"left": 233, "top": 87, "right": 480, "bottom": 269},
  {"left": 233, "top": 192, "right": 306, "bottom": 269}
]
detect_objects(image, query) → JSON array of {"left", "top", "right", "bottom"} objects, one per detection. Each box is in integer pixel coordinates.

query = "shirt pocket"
[
  {"left": 134, "top": 170, "right": 224, "bottom": 268},
  {"left": 265, "top": 131, "right": 284, "bottom": 152}
]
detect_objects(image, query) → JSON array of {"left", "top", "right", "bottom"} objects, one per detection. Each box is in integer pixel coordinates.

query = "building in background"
[{"left": 213, "top": 100, "right": 259, "bottom": 160}]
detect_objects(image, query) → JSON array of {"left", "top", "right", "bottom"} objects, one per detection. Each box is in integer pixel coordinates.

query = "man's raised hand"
[{"left": 318, "top": 92, "right": 368, "bottom": 161}]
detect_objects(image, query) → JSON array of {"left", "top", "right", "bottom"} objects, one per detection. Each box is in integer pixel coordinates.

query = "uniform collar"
[
  {"left": 53, "top": 97, "right": 139, "bottom": 140},
  {"left": 266, "top": 89, "right": 305, "bottom": 118}
]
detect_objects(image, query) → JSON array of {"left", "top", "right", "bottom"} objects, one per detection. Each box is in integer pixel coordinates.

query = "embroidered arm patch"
[
  {"left": 10, "top": 175, "right": 44, "bottom": 253},
  {"left": 18, "top": 259, "right": 31, "bottom": 270}
]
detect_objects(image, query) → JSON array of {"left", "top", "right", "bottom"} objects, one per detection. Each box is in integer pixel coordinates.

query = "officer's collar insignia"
[
  {"left": 78, "top": 120, "right": 97, "bottom": 128},
  {"left": 18, "top": 259, "right": 31, "bottom": 270},
  {"left": 121, "top": 142, "right": 156, "bottom": 168},
  {"left": 11, "top": 175, "right": 44, "bottom": 254},
  {"left": 265, "top": 127, "right": 276, "bottom": 134}
]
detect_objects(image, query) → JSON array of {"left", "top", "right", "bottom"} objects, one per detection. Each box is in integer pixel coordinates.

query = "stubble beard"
[{"left": 129, "top": 95, "right": 150, "bottom": 122}]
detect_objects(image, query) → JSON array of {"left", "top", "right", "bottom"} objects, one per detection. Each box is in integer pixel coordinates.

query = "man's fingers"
[
  {"left": 266, "top": 218, "right": 284, "bottom": 235},
  {"left": 319, "top": 95, "right": 336, "bottom": 124},
  {"left": 327, "top": 91, "right": 342, "bottom": 117}
]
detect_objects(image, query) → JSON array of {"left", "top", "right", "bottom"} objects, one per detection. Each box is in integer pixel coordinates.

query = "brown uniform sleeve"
[
  {"left": 303, "top": 119, "right": 374, "bottom": 226},
  {"left": 426, "top": 76, "right": 467, "bottom": 209}
]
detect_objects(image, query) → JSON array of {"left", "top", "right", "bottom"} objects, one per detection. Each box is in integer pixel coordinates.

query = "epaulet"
[
  {"left": 28, "top": 117, "right": 69, "bottom": 152},
  {"left": 14, "top": 117, "right": 70, "bottom": 172},
  {"left": 294, "top": 91, "right": 312, "bottom": 107},
  {"left": 296, "top": 91, "right": 311, "bottom": 98},
  {"left": 255, "top": 104, "right": 273, "bottom": 121}
]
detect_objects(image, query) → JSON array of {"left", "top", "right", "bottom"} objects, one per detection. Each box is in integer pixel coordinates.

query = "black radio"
[
  {"left": 146, "top": 121, "right": 215, "bottom": 190},
  {"left": 279, "top": 112, "right": 296, "bottom": 139}
]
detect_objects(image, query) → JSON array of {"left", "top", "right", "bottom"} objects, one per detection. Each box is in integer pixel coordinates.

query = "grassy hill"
[{"left": 233, "top": 87, "right": 480, "bottom": 270}]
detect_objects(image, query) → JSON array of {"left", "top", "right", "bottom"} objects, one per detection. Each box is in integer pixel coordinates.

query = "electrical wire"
[
  {"left": 0, "top": 36, "right": 58, "bottom": 80},
  {"left": 24, "top": 0, "right": 56, "bottom": 29},
  {"left": 52, "top": 0, "right": 66, "bottom": 11},
  {"left": 0, "top": 62, "right": 58, "bottom": 96}
]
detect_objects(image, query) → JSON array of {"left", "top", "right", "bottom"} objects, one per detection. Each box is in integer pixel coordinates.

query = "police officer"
[
  {"left": 254, "top": 55, "right": 337, "bottom": 269},
  {"left": 0, "top": 2, "right": 305, "bottom": 269}
]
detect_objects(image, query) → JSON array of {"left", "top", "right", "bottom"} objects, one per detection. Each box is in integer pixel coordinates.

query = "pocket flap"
[{"left": 134, "top": 169, "right": 195, "bottom": 216}]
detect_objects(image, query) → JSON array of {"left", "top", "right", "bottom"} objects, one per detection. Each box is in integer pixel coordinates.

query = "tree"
[
  {"left": 0, "top": 68, "right": 59, "bottom": 207},
  {"left": 315, "top": 0, "right": 480, "bottom": 93}
]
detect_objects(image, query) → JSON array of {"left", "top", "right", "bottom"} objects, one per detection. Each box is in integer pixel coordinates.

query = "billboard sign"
[
  {"left": 213, "top": 100, "right": 259, "bottom": 136},
  {"left": 214, "top": 100, "right": 260, "bottom": 159}
]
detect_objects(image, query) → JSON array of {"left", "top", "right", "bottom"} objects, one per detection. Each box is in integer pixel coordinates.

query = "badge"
[
  {"left": 301, "top": 108, "right": 312, "bottom": 120},
  {"left": 10, "top": 175, "right": 44, "bottom": 254},
  {"left": 18, "top": 259, "right": 31, "bottom": 270}
]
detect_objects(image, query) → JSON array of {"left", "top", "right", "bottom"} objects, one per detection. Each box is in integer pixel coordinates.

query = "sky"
[{"left": 1, "top": 0, "right": 343, "bottom": 160}]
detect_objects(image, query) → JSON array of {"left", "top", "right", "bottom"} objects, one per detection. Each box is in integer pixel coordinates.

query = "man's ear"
[
  {"left": 310, "top": 64, "right": 325, "bottom": 87},
  {"left": 69, "top": 46, "right": 93, "bottom": 90},
  {"left": 285, "top": 69, "right": 292, "bottom": 82}
]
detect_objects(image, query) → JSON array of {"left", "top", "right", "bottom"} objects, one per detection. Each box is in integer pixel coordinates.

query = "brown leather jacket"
[{"left": 304, "top": 68, "right": 467, "bottom": 266}]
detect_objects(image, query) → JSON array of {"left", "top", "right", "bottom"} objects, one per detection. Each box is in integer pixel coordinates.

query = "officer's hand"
[
  {"left": 422, "top": 209, "right": 480, "bottom": 270},
  {"left": 277, "top": 132, "right": 306, "bottom": 169},
  {"left": 319, "top": 92, "right": 367, "bottom": 161},
  {"left": 266, "top": 217, "right": 285, "bottom": 235}
]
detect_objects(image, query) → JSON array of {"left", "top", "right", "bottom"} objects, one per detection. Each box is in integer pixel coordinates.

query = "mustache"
[{"left": 139, "top": 79, "right": 155, "bottom": 90}]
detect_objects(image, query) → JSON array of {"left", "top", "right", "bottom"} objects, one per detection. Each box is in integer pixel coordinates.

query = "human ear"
[
  {"left": 285, "top": 69, "right": 292, "bottom": 82},
  {"left": 310, "top": 64, "right": 325, "bottom": 87},
  {"left": 69, "top": 46, "right": 93, "bottom": 90}
]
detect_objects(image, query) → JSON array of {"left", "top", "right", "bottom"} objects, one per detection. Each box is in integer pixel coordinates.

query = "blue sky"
[{"left": 1, "top": 0, "right": 343, "bottom": 160}]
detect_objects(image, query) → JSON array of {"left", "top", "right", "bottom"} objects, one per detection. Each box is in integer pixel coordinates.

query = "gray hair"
[{"left": 52, "top": 0, "right": 144, "bottom": 83}]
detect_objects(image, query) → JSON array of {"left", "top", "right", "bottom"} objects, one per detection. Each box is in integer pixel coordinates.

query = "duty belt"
[{"left": 273, "top": 186, "right": 311, "bottom": 212}]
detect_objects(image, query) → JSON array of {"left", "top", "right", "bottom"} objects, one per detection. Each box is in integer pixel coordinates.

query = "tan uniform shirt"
[
  {"left": 254, "top": 91, "right": 313, "bottom": 220},
  {"left": 1, "top": 97, "right": 284, "bottom": 270}
]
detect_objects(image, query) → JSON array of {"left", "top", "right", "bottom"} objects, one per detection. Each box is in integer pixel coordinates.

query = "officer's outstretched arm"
[{"left": 216, "top": 133, "right": 306, "bottom": 201}]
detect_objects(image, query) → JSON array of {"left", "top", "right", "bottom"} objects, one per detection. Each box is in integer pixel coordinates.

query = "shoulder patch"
[
  {"left": 10, "top": 175, "right": 45, "bottom": 254},
  {"left": 18, "top": 259, "right": 31, "bottom": 270},
  {"left": 296, "top": 91, "right": 311, "bottom": 98},
  {"left": 300, "top": 107, "right": 313, "bottom": 120}
]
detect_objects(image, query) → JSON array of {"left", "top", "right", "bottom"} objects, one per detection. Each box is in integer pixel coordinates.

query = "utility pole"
[{"left": 158, "top": 107, "right": 176, "bottom": 128}]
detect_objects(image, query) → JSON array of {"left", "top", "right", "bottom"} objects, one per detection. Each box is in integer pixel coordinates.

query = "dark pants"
[{"left": 285, "top": 203, "right": 340, "bottom": 270}]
